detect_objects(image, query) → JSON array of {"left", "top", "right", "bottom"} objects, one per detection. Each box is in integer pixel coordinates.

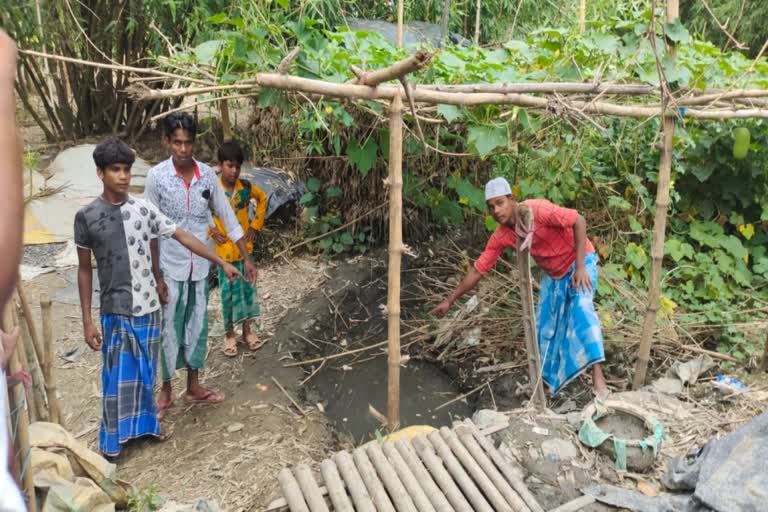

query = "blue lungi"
[
  {"left": 537, "top": 252, "right": 605, "bottom": 395},
  {"left": 100, "top": 311, "right": 161, "bottom": 456}
]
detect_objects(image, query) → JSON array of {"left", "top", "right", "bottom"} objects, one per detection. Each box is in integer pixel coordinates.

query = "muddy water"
[{"left": 312, "top": 357, "right": 473, "bottom": 441}]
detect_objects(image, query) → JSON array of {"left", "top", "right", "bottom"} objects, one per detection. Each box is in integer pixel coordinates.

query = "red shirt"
[{"left": 474, "top": 199, "right": 595, "bottom": 280}]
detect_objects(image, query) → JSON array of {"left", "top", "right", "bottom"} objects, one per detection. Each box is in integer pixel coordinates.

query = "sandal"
[
  {"left": 223, "top": 333, "right": 238, "bottom": 357},
  {"left": 244, "top": 333, "right": 266, "bottom": 351},
  {"left": 184, "top": 388, "right": 225, "bottom": 405}
]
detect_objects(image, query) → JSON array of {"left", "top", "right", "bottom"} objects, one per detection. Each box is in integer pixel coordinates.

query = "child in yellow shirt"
[{"left": 210, "top": 141, "right": 268, "bottom": 356}]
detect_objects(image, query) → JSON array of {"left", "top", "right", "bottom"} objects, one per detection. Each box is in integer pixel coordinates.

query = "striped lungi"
[
  {"left": 537, "top": 252, "right": 605, "bottom": 396},
  {"left": 100, "top": 311, "right": 161, "bottom": 456}
]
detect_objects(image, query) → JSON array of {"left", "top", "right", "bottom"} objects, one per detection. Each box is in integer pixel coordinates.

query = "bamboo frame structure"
[
  {"left": 17, "top": 305, "right": 47, "bottom": 422},
  {"left": 632, "top": 0, "right": 680, "bottom": 389},
  {"left": 386, "top": 94, "right": 404, "bottom": 430},
  {"left": 515, "top": 207, "right": 547, "bottom": 409},
  {"left": 21, "top": 0, "right": 768, "bottom": 411},
  {"left": 40, "top": 295, "right": 62, "bottom": 426}
]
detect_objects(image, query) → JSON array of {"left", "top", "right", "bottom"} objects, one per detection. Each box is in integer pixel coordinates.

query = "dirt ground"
[{"left": 21, "top": 254, "right": 336, "bottom": 510}]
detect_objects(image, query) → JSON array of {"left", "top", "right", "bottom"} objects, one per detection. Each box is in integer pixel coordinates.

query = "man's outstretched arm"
[
  {"left": 429, "top": 267, "right": 484, "bottom": 317},
  {"left": 0, "top": 32, "right": 23, "bottom": 308}
]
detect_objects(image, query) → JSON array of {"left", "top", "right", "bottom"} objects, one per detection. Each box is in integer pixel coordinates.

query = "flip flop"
[
  {"left": 184, "top": 389, "right": 225, "bottom": 405},
  {"left": 155, "top": 399, "right": 174, "bottom": 421},
  {"left": 244, "top": 333, "right": 266, "bottom": 351},
  {"left": 222, "top": 334, "right": 238, "bottom": 357},
  {"left": 154, "top": 423, "right": 174, "bottom": 443}
]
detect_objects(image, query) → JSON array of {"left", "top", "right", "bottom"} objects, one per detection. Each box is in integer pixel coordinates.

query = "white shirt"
[
  {"left": 0, "top": 371, "right": 26, "bottom": 511},
  {"left": 144, "top": 158, "right": 244, "bottom": 282}
]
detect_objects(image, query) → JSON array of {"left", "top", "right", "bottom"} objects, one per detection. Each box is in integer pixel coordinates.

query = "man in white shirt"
[{"left": 144, "top": 112, "right": 257, "bottom": 413}]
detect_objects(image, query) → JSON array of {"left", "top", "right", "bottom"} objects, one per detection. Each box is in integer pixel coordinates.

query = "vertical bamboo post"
[
  {"left": 633, "top": 0, "right": 679, "bottom": 389},
  {"left": 12, "top": 317, "right": 34, "bottom": 424},
  {"left": 3, "top": 304, "right": 37, "bottom": 511},
  {"left": 440, "top": 0, "right": 451, "bottom": 42},
  {"left": 761, "top": 330, "right": 768, "bottom": 372},
  {"left": 220, "top": 98, "right": 232, "bottom": 141},
  {"left": 386, "top": 95, "right": 404, "bottom": 431},
  {"left": 579, "top": 0, "right": 587, "bottom": 32},
  {"left": 17, "top": 305, "right": 47, "bottom": 422},
  {"left": 474, "top": 0, "right": 482, "bottom": 45},
  {"left": 397, "top": 0, "right": 404, "bottom": 48},
  {"left": 40, "top": 295, "right": 62, "bottom": 426},
  {"left": 516, "top": 216, "right": 547, "bottom": 409},
  {"left": 17, "top": 284, "right": 45, "bottom": 368}
]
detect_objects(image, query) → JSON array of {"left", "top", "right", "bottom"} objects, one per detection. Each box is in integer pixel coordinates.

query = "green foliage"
[
  {"left": 142, "top": 2, "right": 768, "bottom": 363},
  {"left": 127, "top": 485, "right": 162, "bottom": 512},
  {"left": 300, "top": 178, "right": 372, "bottom": 258}
]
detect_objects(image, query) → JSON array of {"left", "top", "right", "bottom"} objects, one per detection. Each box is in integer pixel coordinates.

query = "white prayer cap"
[{"left": 485, "top": 177, "right": 512, "bottom": 201}]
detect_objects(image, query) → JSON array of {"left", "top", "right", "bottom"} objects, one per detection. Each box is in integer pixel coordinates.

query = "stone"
[
  {"left": 651, "top": 377, "right": 683, "bottom": 395},
  {"left": 541, "top": 438, "right": 579, "bottom": 461},
  {"left": 566, "top": 412, "right": 582, "bottom": 429},
  {"left": 472, "top": 409, "right": 508, "bottom": 430}
]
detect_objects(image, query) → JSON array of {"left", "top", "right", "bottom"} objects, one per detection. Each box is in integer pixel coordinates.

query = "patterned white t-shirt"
[{"left": 74, "top": 196, "right": 177, "bottom": 316}]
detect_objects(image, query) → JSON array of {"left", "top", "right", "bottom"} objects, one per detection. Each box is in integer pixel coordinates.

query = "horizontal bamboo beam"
[
  {"left": 350, "top": 50, "right": 434, "bottom": 86},
  {"left": 418, "top": 82, "right": 657, "bottom": 95},
  {"left": 23, "top": 46, "right": 768, "bottom": 119},
  {"left": 256, "top": 73, "right": 768, "bottom": 119}
]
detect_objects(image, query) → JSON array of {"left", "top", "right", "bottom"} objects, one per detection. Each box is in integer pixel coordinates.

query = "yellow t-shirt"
[{"left": 210, "top": 178, "right": 267, "bottom": 262}]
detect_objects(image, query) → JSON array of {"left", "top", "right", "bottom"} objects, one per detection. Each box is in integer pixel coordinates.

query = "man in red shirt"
[{"left": 431, "top": 177, "right": 608, "bottom": 398}]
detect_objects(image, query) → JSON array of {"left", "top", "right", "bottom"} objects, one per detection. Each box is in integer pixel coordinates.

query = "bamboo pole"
[
  {"left": 16, "top": 284, "right": 45, "bottom": 368},
  {"left": 219, "top": 98, "right": 232, "bottom": 141},
  {"left": 579, "top": 0, "right": 587, "bottom": 32},
  {"left": 474, "top": 0, "right": 482, "bottom": 45},
  {"left": 40, "top": 295, "right": 62, "bottom": 426},
  {"left": 366, "top": 442, "right": 418, "bottom": 512},
  {"left": 320, "top": 459, "right": 354, "bottom": 512},
  {"left": 382, "top": 442, "right": 437, "bottom": 512},
  {"left": 349, "top": 51, "right": 433, "bottom": 86},
  {"left": 440, "top": 0, "right": 451, "bottom": 42},
  {"left": 438, "top": 427, "right": 515, "bottom": 512},
  {"left": 334, "top": 451, "right": 376, "bottom": 512},
  {"left": 12, "top": 317, "right": 35, "bottom": 425},
  {"left": 453, "top": 425, "right": 531, "bottom": 512},
  {"left": 294, "top": 464, "right": 329, "bottom": 512},
  {"left": 17, "top": 306, "right": 46, "bottom": 422},
  {"left": 353, "top": 447, "right": 396, "bottom": 512},
  {"left": 18, "top": 49, "right": 212, "bottom": 85},
  {"left": 3, "top": 304, "right": 36, "bottom": 512},
  {"left": 418, "top": 83, "right": 657, "bottom": 94},
  {"left": 397, "top": 0, "right": 404, "bottom": 48},
  {"left": 253, "top": 73, "right": 768, "bottom": 120},
  {"left": 633, "top": 0, "right": 680, "bottom": 389},
  {"left": 386, "top": 94, "right": 404, "bottom": 431},
  {"left": 411, "top": 436, "right": 474, "bottom": 512},
  {"left": 277, "top": 468, "right": 310, "bottom": 512},
  {"left": 426, "top": 431, "right": 494, "bottom": 512},
  {"left": 393, "top": 440, "right": 451, "bottom": 512},
  {"left": 516, "top": 206, "right": 547, "bottom": 409}
]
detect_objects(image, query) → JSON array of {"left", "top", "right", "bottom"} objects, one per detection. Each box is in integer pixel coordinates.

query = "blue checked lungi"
[
  {"left": 100, "top": 311, "right": 161, "bottom": 456},
  {"left": 537, "top": 252, "right": 605, "bottom": 396}
]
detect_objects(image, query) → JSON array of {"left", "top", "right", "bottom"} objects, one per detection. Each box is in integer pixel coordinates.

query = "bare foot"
[{"left": 592, "top": 363, "right": 610, "bottom": 400}]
